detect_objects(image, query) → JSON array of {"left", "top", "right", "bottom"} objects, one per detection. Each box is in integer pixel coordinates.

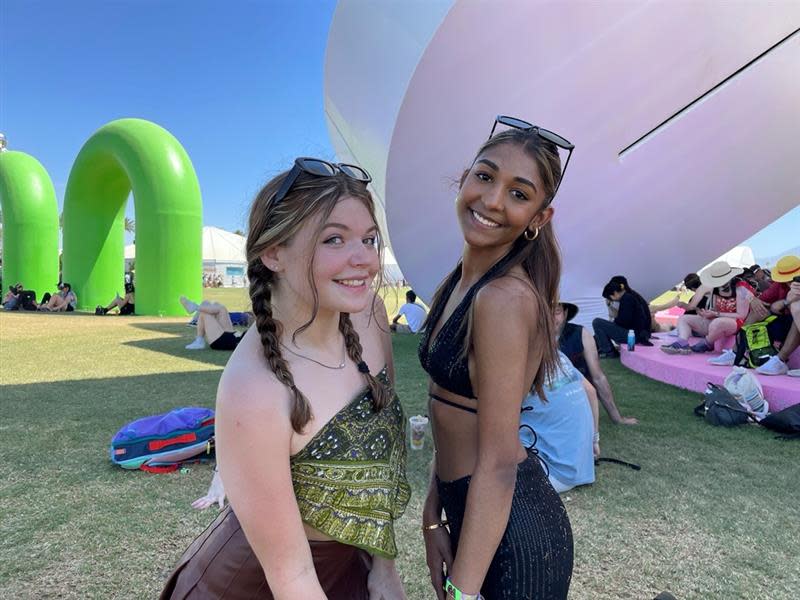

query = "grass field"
[{"left": 1, "top": 292, "right": 798, "bottom": 599}]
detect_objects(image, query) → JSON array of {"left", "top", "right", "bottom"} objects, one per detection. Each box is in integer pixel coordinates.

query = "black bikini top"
[{"left": 418, "top": 253, "right": 516, "bottom": 399}]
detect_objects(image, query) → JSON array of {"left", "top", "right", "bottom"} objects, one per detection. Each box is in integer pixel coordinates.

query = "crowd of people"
[{"left": 656, "top": 255, "right": 800, "bottom": 377}]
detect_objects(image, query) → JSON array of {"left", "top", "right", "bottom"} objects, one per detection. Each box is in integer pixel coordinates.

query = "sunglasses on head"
[
  {"left": 270, "top": 157, "right": 372, "bottom": 208},
  {"left": 489, "top": 115, "right": 574, "bottom": 201}
]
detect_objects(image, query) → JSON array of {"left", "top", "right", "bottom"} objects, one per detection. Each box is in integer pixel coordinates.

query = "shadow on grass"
[{"left": 123, "top": 329, "right": 233, "bottom": 368}]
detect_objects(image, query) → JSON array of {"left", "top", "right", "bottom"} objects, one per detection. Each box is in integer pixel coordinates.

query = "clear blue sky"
[
  {"left": 1, "top": 0, "right": 338, "bottom": 234},
  {"left": 1, "top": 1, "right": 796, "bottom": 260}
]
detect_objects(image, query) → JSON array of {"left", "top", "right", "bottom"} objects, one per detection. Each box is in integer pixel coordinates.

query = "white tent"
[{"left": 126, "top": 226, "right": 248, "bottom": 287}]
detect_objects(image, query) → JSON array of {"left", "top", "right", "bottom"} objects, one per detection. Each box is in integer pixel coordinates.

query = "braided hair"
[{"left": 245, "top": 167, "right": 390, "bottom": 433}]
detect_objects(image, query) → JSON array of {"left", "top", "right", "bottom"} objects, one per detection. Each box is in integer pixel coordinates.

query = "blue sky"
[
  {"left": 1, "top": 1, "right": 796, "bottom": 261},
  {"left": 2, "top": 0, "right": 338, "bottom": 234}
]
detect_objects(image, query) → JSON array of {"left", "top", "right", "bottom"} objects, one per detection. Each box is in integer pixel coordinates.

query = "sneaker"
[
  {"left": 661, "top": 341, "right": 690, "bottom": 355},
  {"left": 788, "top": 369, "right": 800, "bottom": 378},
  {"left": 667, "top": 329, "right": 680, "bottom": 337},
  {"left": 185, "top": 337, "right": 206, "bottom": 350},
  {"left": 180, "top": 295, "right": 200, "bottom": 314},
  {"left": 756, "top": 355, "right": 788, "bottom": 376},
  {"left": 708, "top": 349, "right": 735, "bottom": 366},
  {"left": 690, "top": 340, "right": 713, "bottom": 353}
]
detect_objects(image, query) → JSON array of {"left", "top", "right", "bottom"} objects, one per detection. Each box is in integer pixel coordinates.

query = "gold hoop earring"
[{"left": 524, "top": 227, "right": 539, "bottom": 241}]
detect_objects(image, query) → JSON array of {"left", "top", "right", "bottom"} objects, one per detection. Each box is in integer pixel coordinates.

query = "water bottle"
[{"left": 627, "top": 329, "right": 636, "bottom": 351}]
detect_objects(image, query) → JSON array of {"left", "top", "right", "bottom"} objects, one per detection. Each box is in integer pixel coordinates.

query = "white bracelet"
[{"left": 592, "top": 432, "right": 600, "bottom": 443}]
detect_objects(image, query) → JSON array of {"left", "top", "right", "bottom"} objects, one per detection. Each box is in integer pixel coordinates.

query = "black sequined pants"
[{"left": 436, "top": 450, "right": 573, "bottom": 600}]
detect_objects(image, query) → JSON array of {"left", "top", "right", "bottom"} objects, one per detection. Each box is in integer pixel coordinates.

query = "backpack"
[
  {"left": 110, "top": 407, "right": 215, "bottom": 472},
  {"left": 734, "top": 316, "right": 777, "bottom": 368},
  {"left": 759, "top": 405, "right": 800, "bottom": 440},
  {"left": 694, "top": 383, "right": 752, "bottom": 427}
]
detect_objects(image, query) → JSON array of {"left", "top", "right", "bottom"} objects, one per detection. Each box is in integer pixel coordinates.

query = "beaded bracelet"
[{"left": 422, "top": 520, "right": 448, "bottom": 531}]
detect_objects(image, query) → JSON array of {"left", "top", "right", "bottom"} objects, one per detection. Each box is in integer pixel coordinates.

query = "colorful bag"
[
  {"left": 734, "top": 316, "right": 777, "bottom": 368},
  {"left": 110, "top": 407, "right": 215, "bottom": 472}
]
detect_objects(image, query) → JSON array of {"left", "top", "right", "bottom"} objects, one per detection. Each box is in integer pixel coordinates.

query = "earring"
[{"left": 524, "top": 227, "right": 539, "bottom": 241}]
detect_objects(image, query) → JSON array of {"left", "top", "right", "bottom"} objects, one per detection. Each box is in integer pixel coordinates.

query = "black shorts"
[
  {"left": 210, "top": 331, "right": 241, "bottom": 351},
  {"left": 768, "top": 313, "right": 794, "bottom": 344},
  {"left": 120, "top": 303, "right": 135, "bottom": 315}
]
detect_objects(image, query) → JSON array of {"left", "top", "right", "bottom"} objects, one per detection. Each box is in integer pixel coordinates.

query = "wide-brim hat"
[
  {"left": 700, "top": 261, "right": 744, "bottom": 288},
  {"left": 559, "top": 301, "right": 579, "bottom": 322},
  {"left": 771, "top": 255, "right": 800, "bottom": 283}
]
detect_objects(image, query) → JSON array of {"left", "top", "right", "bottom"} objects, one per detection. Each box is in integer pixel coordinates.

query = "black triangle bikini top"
[{"left": 418, "top": 253, "right": 516, "bottom": 400}]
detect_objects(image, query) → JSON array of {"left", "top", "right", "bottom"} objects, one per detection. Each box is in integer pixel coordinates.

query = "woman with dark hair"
[
  {"left": 420, "top": 117, "right": 573, "bottom": 600},
  {"left": 162, "top": 159, "right": 410, "bottom": 599},
  {"left": 592, "top": 278, "right": 653, "bottom": 358}
]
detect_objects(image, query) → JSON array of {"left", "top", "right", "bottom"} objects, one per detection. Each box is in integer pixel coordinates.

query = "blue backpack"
[{"left": 111, "top": 407, "right": 215, "bottom": 472}]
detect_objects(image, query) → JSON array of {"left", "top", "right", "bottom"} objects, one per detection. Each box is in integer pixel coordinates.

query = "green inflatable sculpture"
[
  {"left": 0, "top": 150, "right": 60, "bottom": 296},
  {"left": 62, "top": 119, "right": 202, "bottom": 316}
]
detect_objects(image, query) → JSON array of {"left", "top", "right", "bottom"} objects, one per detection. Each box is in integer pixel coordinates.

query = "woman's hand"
[
  {"left": 367, "top": 557, "right": 407, "bottom": 600},
  {"left": 698, "top": 308, "right": 716, "bottom": 320},
  {"left": 191, "top": 468, "right": 226, "bottom": 510},
  {"left": 424, "top": 526, "right": 454, "bottom": 600}
]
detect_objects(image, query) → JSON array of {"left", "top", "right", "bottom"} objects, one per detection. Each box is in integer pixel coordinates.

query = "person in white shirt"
[{"left": 390, "top": 290, "right": 427, "bottom": 334}]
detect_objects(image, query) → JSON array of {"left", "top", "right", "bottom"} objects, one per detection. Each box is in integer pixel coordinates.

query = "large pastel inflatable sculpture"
[{"left": 324, "top": 1, "right": 800, "bottom": 327}]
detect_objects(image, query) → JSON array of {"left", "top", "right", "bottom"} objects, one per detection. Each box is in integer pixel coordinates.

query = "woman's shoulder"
[
  {"left": 217, "top": 328, "right": 292, "bottom": 420},
  {"left": 475, "top": 270, "right": 538, "bottom": 311}
]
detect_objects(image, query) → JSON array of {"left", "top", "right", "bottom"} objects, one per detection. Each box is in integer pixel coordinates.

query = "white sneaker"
[
  {"left": 180, "top": 295, "right": 200, "bottom": 314},
  {"left": 185, "top": 337, "right": 206, "bottom": 350},
  {"left": 667, "top": 329, "right": 679, "bottom": 337},
  {"left": 756, "top": 355, "right": 788, "bottom": 376},
  {"left": 708, "top": 349, "right": 735, "bottom": 366}
]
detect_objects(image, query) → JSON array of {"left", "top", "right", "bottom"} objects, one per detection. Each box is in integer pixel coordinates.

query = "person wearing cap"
[
  {"left": 748, "top": 264, "right": 773, "bottom": 293},
  {"left": 754, "top": 255, "right": 800, "bottom": 376},
  {"left": 661, "top": 261, "right": 756, "bottom": 357},
  {"left": 557, "top": 301, "right": 638, "bottom": 425}
]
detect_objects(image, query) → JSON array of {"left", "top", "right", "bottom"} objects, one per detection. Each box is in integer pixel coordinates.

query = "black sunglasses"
[
  {"left": 270, "top": 157, "right": 372, "bottom": 207},
  {"left": 489, "top": 115, "right": 574, "bottom": 201}
]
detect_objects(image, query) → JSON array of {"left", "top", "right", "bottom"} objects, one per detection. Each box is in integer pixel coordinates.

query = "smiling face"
[
  {"left": 265, "top": 196, "right": 380, "bottom": 315},
  {"left": 456, "top": 142, "right": 554, "bottom": 251}
]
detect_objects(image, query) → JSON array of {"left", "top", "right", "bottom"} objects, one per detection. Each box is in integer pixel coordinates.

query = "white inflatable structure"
[{"left": 325, "top": 1, "right": 800, "bottom": 329}]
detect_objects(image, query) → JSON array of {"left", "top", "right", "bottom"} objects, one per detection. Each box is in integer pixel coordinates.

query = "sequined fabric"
[
  {"left": 290, "top": 369, "right": 411, "bottom": 558},
  {"left": 418, "top": 252, "right": 517, "bottom": 398},
  {"left": 437, "top": 450, "right": 574, "bottom": 599}
]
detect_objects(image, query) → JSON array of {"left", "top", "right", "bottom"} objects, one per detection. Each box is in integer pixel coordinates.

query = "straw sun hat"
[
  {"left": 771, "top": 255, "right": 800, "bottom": 283},
  {"left": 699, "top": 261, "right": 744, "bottom": 288}
]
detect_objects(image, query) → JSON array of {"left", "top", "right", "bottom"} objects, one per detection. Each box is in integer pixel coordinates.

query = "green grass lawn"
[{"left": 1, "top": 302, "right": 798, "bottom": 599}]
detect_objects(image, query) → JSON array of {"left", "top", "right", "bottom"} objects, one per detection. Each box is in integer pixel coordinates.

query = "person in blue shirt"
[{"left": 520, "top": 350, "right": 600, "bottom": 493}]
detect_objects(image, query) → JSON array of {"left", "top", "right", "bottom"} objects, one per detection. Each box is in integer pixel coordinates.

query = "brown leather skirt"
[{"left": 161, "top": 506, "right": 370, "bottom": 599}]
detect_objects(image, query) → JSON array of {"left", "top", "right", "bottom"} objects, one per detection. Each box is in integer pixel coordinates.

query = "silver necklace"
[{"left": 281, "top": 339, "right": 346, "bottom": 370}]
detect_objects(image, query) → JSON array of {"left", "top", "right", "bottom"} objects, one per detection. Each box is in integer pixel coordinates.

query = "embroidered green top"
[{"left": 290, "top": 368, "right": 411, "bottom": 558}]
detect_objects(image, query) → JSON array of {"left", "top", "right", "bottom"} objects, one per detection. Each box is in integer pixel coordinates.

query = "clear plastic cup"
[{"left": 409, "top": 415, "right": 429, "bottom": 450}]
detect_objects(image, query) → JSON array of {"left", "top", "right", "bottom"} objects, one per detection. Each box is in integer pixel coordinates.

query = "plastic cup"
[{"left": 409, "top": 415, "right": 429, "bottom": 450}]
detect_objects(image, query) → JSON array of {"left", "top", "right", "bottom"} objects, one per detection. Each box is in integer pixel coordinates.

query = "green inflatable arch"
[
  {"left": 0, "top": 151, "right": 60, "bottom": 295},
  {"left": 62, "top": 119, "right": 202, "bottom": 316}
]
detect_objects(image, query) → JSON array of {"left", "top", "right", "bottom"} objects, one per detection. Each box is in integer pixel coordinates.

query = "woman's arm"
[
  {"left": 445, "top": 280, "right": 534, "bottom": 595},
  {"left": 581, "top": 378, "right": 601, "bottom": 458},
  {"left": 216, "top": 363, "right": 327, "bottom": 600},
  {"left": 678, "top": 286, "right": 712, "bottom": 310},
  {"left": 423, "top": 463, "right": 452, "bottom": 600}
]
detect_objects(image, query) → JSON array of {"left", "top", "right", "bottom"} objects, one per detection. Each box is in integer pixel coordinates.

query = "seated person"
[
  {"left": 38, "top": 283, "right": 77, "bottom": 312},
  {"left": 592, "top": 276, "right": 653, "bottom": 358},
  {"left": 97, "top": 282, "right": 135, "bottom": 315},
  {"left": 648, "top": 273, "right": 711, "bottom": 333},
  {"left": 749, "top": 263, "right": 773, "bottom": 293},
  {"left": 519, "top": 350, "right": 599, "bottom": 493},
  {"left": 180, "top": 296, "right": 253, "bottom": 350},
  {"left": 661, "top": 261, "right": 754, "bottom": 358},
  {"left": 389, "top": 289, "right": 427, "bottom": 334},
  {"left": 2, "top": 283, "right": 23, "bottom": 310},
  {"left": 557, "top": 301, "right": 638, "bottom": 425},
  {"left": 755, "top": 255, "right": 800, "bottom": 375}
]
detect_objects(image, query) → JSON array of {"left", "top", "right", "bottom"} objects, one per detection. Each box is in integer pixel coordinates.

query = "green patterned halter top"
[{"left": 290, "top": 367, "right": 411, "bottom": 558}]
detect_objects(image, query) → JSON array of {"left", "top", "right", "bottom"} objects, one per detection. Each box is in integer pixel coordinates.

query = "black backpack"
[
  {"left": 694, "top": 383, "right": 752, "bottom": 427},
  {"left": 759, "top": 405, "right": 800, "bottom": 440}
]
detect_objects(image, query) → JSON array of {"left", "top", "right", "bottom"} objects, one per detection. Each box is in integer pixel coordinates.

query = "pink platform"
[{"left": 620, "top": 333, "right": 800, "bottom": 412}]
